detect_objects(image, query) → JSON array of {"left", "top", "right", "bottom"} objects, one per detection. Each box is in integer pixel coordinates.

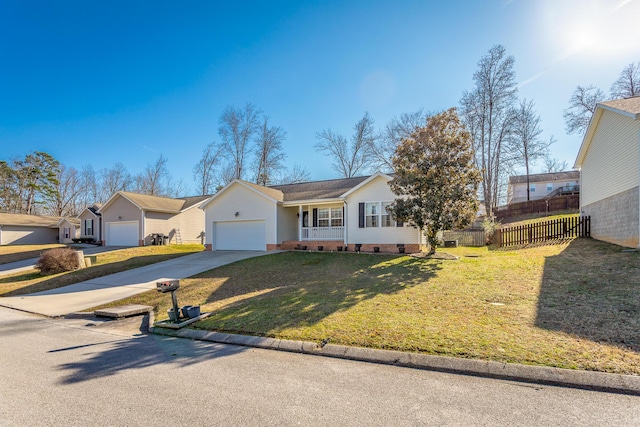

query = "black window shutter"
[
  {"left": 358, "top": 203, "right": 365, "bottom": 228},
  {"left": 313, "top": 208, "right": 318, "bottom": 227}
]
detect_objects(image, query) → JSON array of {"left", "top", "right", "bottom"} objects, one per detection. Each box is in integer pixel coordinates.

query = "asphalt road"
[{"left": 0, "top": 307, "right": 638, "bottom": 426}]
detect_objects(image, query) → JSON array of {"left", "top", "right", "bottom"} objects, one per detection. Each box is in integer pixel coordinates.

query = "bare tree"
[
  {"left": 218, "top": 103, "right": 261, "bottom": 180},
  {"left": 460, "top": 45, "right": 517, "bottom": 217},
  {"left": 610, "top": 61, "right": 640, "bottom": 99},
  {"left": 193, "top": 142, "right": 224, "bottom": 195},
  {"left": 563, "top": 85, "right": 605, "bottom": 135},
  {"left": 46, "top": 165, "right": 84, "bottom": 216},
  {"left": 315, "top": 112, "right": 376, "bottom": 178},
  {"left": 98, "top": 163, "right": 132, "bottom": 202},
  {"left": 370, "top": 110, "right": 428, "bottom": 172},
  {"left": 254, "top": 118, "right": 287, "bottom": 186},
  {"left": 541, "top": 148, "right": 568, "bottom": 173},
  {"left": 78, "top": 165, "right": 99, "bottom": 207},
  {"left": 274, "top": 164, "right": 312, "bottom": 185},
  {"left": 507, "top": 99, "right": 551, "bottom": 201},
  {"left": 134, "top": 155, "right": 170, "bottom": 196}
]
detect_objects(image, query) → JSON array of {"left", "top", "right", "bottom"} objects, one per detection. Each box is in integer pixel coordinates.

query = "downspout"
[
  {"left": 274, "top": 203, "right": 278, "bottom": 250},
  {"left": 298, "top": 205, "right": 302, "bottom": 241}
]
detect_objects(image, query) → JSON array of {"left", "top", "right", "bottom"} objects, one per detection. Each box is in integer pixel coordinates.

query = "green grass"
[
  {"left": 0, "top": 244, "right": 204, "bottom": 296},
  {"left": 94, "top": 239, "right": 640, "bottom": 375}
]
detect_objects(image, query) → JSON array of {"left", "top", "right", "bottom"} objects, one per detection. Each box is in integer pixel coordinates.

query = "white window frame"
[
  {"left": 365, "top": 202, "right": 379, "bottom": 227},
  {"left": 381, "top": 202, "right": 393, "bottom": 227},
  {"left": 330, "top": 207, "right": 343, "bottom": 227},
  {"left": 365, "top": 201, "right": 394, "bottom": 228},
  {"left": 546, "top": 183, "right": 553, "bottom": 192},
  {"left": 530, "top": 184, "right": 536, "bottom": 193},
  {"left": 317, "top": 207, "right": 343, "bottom": 227}
]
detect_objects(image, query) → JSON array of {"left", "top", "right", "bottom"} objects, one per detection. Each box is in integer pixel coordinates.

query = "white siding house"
[
  {"left": 574, "top": 96, "right": 640, "bottom": 248},
  {"left": 507, "top": 171, "right": 580, "bottom": 204},
  {"left": 201, "top": 173, "right": 424, "bottom": 253}
]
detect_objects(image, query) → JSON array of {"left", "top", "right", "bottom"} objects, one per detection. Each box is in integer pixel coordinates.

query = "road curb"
[{"left": 150, "top": 327, "right": 640, "bottom": 396}]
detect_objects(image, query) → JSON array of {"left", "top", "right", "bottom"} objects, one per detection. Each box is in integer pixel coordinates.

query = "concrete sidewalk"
[{"left": 0, "top": 251, "right": 269, "bottom": 317}]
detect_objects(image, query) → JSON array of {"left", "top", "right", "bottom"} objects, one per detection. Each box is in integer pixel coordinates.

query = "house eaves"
[{"left": 281, "top": 197, "right": 345, "bottom": 207}]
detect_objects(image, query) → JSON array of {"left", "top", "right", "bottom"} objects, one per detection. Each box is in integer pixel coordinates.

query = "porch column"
[
  {"left": 343, "top": 201, "right": 348, "bottom": 245},
  {"left": 298, "top": 205, "right": 303, "bottom": 240}
]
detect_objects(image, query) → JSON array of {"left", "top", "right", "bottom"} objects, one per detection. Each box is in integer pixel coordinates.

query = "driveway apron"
[{"left": 0, "top": 251, "right": 268, "bottom": 317}]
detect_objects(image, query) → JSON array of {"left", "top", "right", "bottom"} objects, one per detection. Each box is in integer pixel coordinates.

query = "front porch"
[{"left": 301, "top": 226, "right": 344, "bottom": 241}]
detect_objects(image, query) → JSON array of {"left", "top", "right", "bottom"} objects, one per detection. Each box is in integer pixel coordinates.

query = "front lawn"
[
  {"left": 0, "top": 244, "right": 204, "bottom": 296},
  {"left": 92, "top": 239, "right": 640, "bottom": 375},
  {"left": 0, "top": 244, "right": 65, "bottom": 264}
]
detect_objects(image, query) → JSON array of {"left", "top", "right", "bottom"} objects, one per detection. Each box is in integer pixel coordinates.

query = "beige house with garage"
[
  {"left": 200, "top": 172, "right": 424, "bottom": 253},
  {"left": 574, "top": 96, "right": 640, "bottom": 248},
  {"left": 0, "top": 212, "right": 61, "bottom": 245},
  {"left": 98, "top": 192, "right": 208, "bottom": 246},
  {"left": 56, "top": 217, "right": 80, "bottom": 244}
]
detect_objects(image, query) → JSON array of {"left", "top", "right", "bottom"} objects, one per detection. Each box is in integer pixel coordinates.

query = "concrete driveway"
[{"left": 0, "top": 251, "right": 269, "bottom": 317}]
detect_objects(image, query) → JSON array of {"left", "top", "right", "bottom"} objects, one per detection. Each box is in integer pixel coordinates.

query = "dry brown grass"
[{"left": 0, "top": 244, "right": 65, "bottom": 264}]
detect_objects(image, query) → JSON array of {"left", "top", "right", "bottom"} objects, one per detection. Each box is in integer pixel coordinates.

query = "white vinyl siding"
[
  {"left": 203, "top": 182, "right": 277, "bottom": 249},
  {"left": 346, "top": 175, "right": 420, "bottom": 245},
  {"left": 581, "top": 109, "right": 640, "bottom": 207}
]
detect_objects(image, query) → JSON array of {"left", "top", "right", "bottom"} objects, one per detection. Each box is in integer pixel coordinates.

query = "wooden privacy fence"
[
  {"left": 497, "top": 216, "right": 590, "bottom": 247},
  {"left": 442, "top": 230, "right": 486, "bottom": 247},
  {"left": 495, "top": 195, "right": 580, "bottom": 221}
]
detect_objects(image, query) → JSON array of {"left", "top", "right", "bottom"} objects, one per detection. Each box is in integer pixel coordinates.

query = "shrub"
[
  {"left": 36, "top": 248, "right": 81, "bottom": 275},
  {"left": 482, "top": 217, "right": 501, "bottom": 244}
]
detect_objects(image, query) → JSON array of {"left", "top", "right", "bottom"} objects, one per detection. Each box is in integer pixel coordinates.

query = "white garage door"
[
  {"left": 106, "top": 221, "right": 139, "bottom": 246},
  {"left": 214, "top": 220, "right": 265, "bottom": 251}
]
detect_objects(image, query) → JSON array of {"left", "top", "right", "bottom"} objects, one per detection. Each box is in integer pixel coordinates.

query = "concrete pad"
[
  {"left": 94, "top": 304, "right": 153, "bottom": 318},
  {"left": 0, "top": 250, "right": 272, "bottom": 317}
]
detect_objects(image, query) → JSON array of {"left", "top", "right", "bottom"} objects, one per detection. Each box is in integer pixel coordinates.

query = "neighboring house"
[
  {"left": 200, "top": 172, "right": 424, "bottom": 253},
  {"left": 574, "top": 96, "right": 640, "bottom": 248},
  {"left": 0, "top": 212, "right": 60, "bottom": 245},
  {"left": 77, "top": 204, "right": 102, "bottom": 243},
  {"left": 98, "top": 191, "right": 209, "bottom": 246},
  {"left": 507, "top": 171, "right": 580, "bottom": 204},
  {"left": 56, "top": 217, "right": 80, "bottom": 244}
]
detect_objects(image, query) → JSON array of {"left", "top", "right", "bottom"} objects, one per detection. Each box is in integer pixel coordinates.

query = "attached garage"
[
  {"left": 0, "top": 225, "right": 58, "bottom": 245},
  {"left": 214, "top": 220, "right": 265, "bottom": 251},
  {"left": 105, "top": 221, "right": 139, "bottom": 246}
]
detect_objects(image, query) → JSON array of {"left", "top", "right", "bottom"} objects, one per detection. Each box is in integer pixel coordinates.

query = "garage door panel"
[
  {"left": 214, "top": 220, "right": 265, "bottom": 251},
  {"left": 106, "top": 221, "right": 138, "bottom": 246}
]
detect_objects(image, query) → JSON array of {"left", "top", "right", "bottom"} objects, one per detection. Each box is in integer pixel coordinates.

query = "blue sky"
[{"left": 2, "top": 0, "right": 639, "bottom": 195}]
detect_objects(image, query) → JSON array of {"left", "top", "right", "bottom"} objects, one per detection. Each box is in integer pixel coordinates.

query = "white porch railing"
[{"left": 301, "top": 226, "right": 344, "bottom": 241}]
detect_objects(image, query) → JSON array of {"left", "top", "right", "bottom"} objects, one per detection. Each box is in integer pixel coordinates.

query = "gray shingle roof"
[
  {"left": 119, "top": 192, "right": 209, "bottom": 212},
  {"left": 508, "top": 170, "right": 579, "bottom": 185},
  {"left": 0, "top": 212, "right": 62, "bottom": 227},
  {"left": 271, "top": 176, "right": 370, "bottom": 201}
]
